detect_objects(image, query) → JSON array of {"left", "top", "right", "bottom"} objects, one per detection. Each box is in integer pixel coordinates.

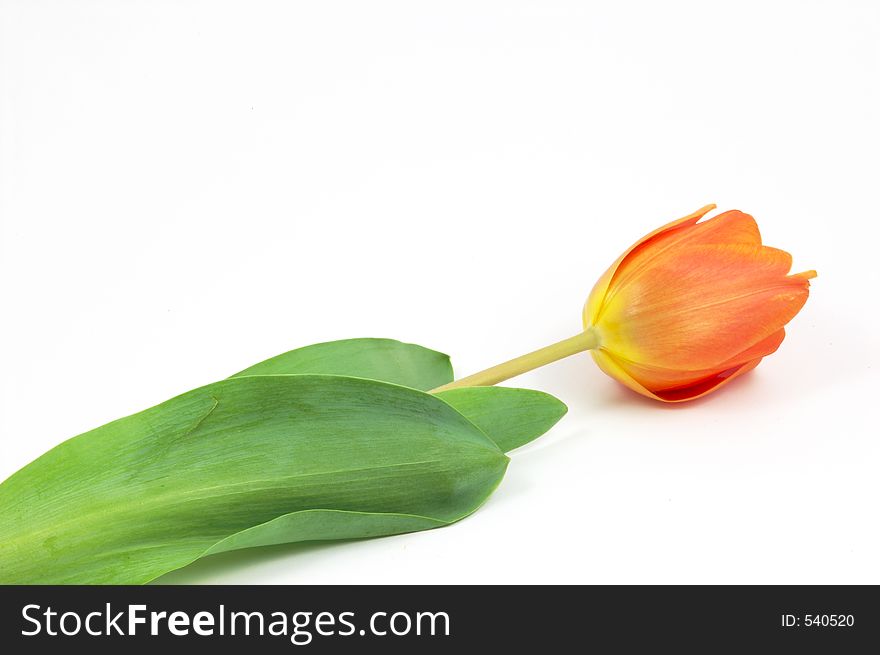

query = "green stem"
[{"left": 431, "top": 329, "right": 598, "bottom": 393}]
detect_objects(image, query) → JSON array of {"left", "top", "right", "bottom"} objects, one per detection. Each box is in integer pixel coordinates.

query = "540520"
[{"left": 781, "top": 614, "right": 854, "bottom": 627}]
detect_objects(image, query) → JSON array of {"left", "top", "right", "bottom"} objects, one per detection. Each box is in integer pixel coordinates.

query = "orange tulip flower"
[
  {"left": 584, "top": 204, "right": 816, "bottom": 401},
  {"left": 432, "top": 204, "right": 815, "bottom": 402}
]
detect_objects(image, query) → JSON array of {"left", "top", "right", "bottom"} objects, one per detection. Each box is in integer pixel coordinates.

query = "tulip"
[{"left": 432, "top": 204, "right": 816, "bottom": 402}]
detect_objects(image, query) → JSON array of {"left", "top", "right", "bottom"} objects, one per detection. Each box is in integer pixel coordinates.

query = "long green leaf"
[
  {"left": 173, "top": 387, "right": 566, "bottom": 567},
  {"left": 232, "top": 338, "right": 452, "bottom": 390},
  {"left": 435, "top": 387, "right": 568, "bottom": 452},
  {"left": 172, "top": 386, "right": 566, "bottom": 570},
  {"left": 2, "top": 338, "right": 568, "bottom": 584},
  {"left": 0, "top": 375, "right": 507, "bottom": 584}
]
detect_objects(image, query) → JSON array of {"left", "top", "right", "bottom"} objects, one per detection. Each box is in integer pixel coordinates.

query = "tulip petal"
[
  {"left": 717, "top": 328, "right": 786, "bottom": 368},
  {"left": 598, "top": 209, "right": 763, "bottom": 320},
  {"left": 687, "top": 210, "right": 762, "bottom": 245},
  {"left": 590, "top": 348, "right": 659, "bottom": 400},
  {"left": 584, "top": 204, "right": 716, "bottom": 324},
  {"left": 597, "top": 243, "right": 811, "bottom": 370},
  {"left": 592, "top": 348, "right": 764, "bottom": 403},
  {"left": 652, "top": 358, "right": 763, "bottom": 402},
  {"left": 606, "top": 329, "right": 785, "bottom": 392}
]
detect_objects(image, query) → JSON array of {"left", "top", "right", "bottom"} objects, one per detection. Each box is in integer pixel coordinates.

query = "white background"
[{"left": 1, "top": 1, "right": 878, "bottom": 584}]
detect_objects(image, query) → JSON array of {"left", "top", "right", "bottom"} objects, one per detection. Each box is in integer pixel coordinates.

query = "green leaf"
[
  {"left": 435, "top": 387, "right": 568, "bottom": 452},
  {"left": 177, "top": 387, "right": 567, "bottom": 566},
  {"left": 0, "top": 375, "right": 507, "bottom": 584},
  {"left": 232, "top": 338, "right": 453, "bottom": 390},
  {"left": 232, "top": 337, "right": 567, "bottom": 452},
  {"left": 0, "top": 338, "right": 568, "bottom": 584},
  {"left": 186, "top": 349, "right": 567, "bottom": 568}
]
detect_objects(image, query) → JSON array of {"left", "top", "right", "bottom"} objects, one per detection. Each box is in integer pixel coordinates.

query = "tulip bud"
[
  {"left": 583, "top": 204, "right": 816, "bottom": 401},
  {"left": 432, "top": 205, "right": 815, "bottom": 403}
]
